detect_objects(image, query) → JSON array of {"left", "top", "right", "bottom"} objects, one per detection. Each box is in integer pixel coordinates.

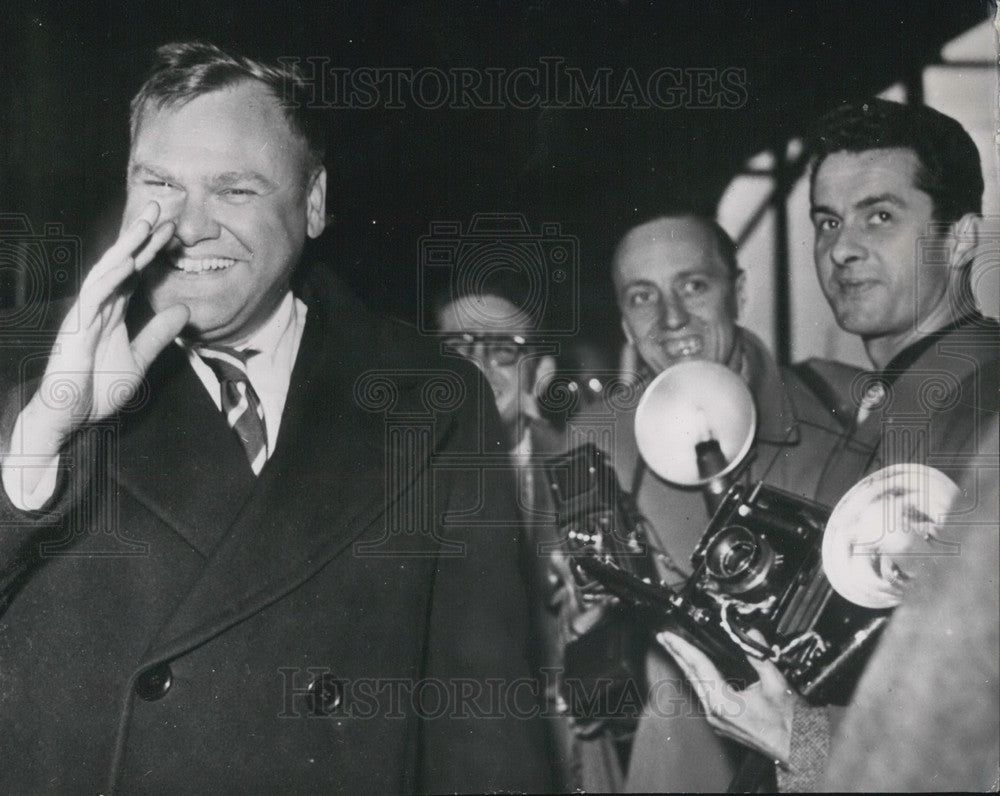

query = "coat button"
[
  {"left": 307, "top": 673, "right": 344, "bottom": 716},
  {"left": 135, "top": 662, "right": 173, "bottom": 701}
]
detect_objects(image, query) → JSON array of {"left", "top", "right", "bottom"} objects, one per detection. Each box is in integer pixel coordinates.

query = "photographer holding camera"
[
  {"left": 555, "top": 214, "right": 846, "bottom": 792},
  {"left": 660, "top": 100, "right": 1000, "bottom": 791}
]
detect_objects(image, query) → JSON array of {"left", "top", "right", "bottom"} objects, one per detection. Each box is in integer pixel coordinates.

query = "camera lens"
[
  {"left": 704, "top": 525, "right": 775, "bottom": 595},
  {"left": 720, "top": 539, "right": 756, "bottom": 576}
]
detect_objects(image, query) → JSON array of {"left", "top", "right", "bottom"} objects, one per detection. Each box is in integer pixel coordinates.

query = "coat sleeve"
[
  {"left": 418, "top": 369, "right": 556, "bottom": 793},
  {"left": 0, "top": 381, "right": 61, "bottom": 610},
  {"left": 0, "top": 373, "right": 99, "bottom": 612}
]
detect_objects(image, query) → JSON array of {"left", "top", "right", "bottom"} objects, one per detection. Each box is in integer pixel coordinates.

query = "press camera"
[
  {"left": 546, "top": 441, "right": 890, "bottom": 705},
  {"left": 546, "top": 361, "right": 956, "bottom": 707},
  {"left": 689, "top": 477, "right": 893, "bottom": 702}
]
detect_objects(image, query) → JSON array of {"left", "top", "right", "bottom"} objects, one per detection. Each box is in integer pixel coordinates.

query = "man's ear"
[
  {"left": 620, "top": 317, "right": 636, "bottom": 345},
  {"left": 306, "top": 167, "right": 327, "bottom": 239},
  {"left": 734, "top": 268, "right": 747, "bottom": 319},
  {"left": 948, "top": 213, "right": 981, "bottom": 268}
]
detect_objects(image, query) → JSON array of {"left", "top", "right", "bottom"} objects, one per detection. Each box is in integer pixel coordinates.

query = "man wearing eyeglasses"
[
  {"left": 435, "top": 287, "right": 576, "bottom": 787},
  {"left": 437, "top": 293, "right": 558, "bottom": 455}
]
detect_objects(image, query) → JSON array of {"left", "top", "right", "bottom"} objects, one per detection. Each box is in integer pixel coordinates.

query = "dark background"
[{"left": 0, "top": 0, "right": 991, "bottom": 354}]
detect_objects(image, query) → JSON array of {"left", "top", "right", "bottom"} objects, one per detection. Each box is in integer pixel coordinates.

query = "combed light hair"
[{"left": 129, "top": 41, "right": 326, "bottom": 171}]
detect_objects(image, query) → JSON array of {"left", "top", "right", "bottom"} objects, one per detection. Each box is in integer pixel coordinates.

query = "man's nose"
[
  {"left": 172, "top": 194, "right": 221, "bottom": 246},
  {"left": 659, "top": 290, "right": 690, "bottom": 330},
  {"left": 830, "top": 224, "right": 866, "bottom": 267},
  {"left": 470, "top": 341, "right": 506, "bottom": 371},
  {"left": 462, "top": 341, "right": 491, "bottom": 372}
]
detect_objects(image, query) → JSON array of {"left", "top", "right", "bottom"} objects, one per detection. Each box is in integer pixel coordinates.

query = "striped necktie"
[{"left": 197, "top": 345, "right": 268, "bottom": 474}]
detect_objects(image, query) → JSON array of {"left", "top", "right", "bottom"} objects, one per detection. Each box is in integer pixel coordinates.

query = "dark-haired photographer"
[{"left": 662, "top": 99, "right": 1000, "bottom": 791}]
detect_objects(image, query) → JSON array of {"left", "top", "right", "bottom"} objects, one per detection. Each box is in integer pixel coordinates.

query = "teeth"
[
  {"left": 173, "top": 257, "right": 237, "bottom": 273},
  {"left": 664, "top": 337, "right": 703, "bottom": 357}
]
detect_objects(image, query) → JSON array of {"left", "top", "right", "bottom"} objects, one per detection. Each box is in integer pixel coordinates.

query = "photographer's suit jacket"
[{"left": 0, "top": 264, "right": 552, "bottom": 793}]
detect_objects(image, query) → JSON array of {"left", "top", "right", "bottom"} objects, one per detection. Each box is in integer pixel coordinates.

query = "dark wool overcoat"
[{"left": 0, "top": 265, "right": 553, "bottom": 793}]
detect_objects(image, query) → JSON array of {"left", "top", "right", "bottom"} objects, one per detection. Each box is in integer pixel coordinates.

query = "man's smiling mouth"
[
  {"left": 663, "top": 336, "right": 703, "bottom": 358},
  {"left": 170, "top": 256, "right": 239, "bottom": 273}
]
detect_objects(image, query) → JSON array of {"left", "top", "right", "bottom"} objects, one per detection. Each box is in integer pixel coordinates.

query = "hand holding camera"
[{"left": 656, "top": 627, "right": 796, "bottom": 767}]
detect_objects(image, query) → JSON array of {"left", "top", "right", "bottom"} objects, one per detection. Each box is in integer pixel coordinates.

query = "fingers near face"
[
  {"left": 115, "top": 200, "right": 162, "bottom": 256},
  {"left": 135, "top": 199, "right": 161, "bottom": 229},
  {"left": 134, "top": 219, "right": 176, "bottom": 270}
]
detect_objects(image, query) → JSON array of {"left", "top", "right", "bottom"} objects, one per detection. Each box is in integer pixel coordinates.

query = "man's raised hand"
[{"left": 21, "top": 201, "right": 189, "bottom": 452}]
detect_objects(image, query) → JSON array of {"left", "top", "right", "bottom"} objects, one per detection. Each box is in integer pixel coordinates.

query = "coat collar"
[
  {"left": 815, "top": 314, "right": 1000, "bottom": 505},
  {"left": 739, "top": 328, "right": 801, "bottom": 446},
  {"left": 879, "top": 311, "right": 994, "bottom": 383},
  {"left": 850, "top": 312, "right": 998, "bottom": 446}
]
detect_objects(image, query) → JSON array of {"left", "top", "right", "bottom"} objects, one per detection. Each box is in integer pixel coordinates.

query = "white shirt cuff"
[{"left": 2, "top": 410, "right": 62, "bottom": 511}]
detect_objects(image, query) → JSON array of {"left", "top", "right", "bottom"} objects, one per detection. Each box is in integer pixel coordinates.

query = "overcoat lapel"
[
  {"left": 115, "top": 342, "right": 257, "bottom": 557},
  {"left": 136, "top": 271, "right": 454, "bottom": 664}
]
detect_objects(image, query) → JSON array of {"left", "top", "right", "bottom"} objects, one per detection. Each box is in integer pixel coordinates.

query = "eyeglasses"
[{"left": 442, "top": 332, "right": 529, "bottom": 366}]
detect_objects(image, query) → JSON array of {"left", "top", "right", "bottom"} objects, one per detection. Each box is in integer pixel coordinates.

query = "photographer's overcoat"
[{"left": 0, "top": 265, "right": 553, "bottom": 793}]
